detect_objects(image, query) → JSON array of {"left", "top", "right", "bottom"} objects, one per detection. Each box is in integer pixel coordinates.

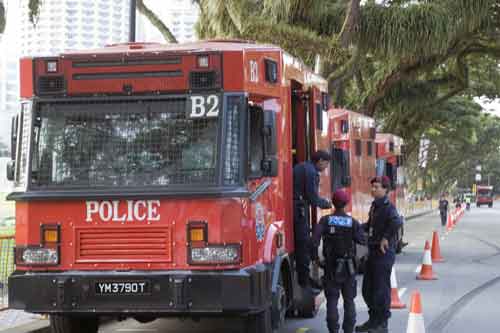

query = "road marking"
[
  {"left": 415, "top": 265, "right": 422, "bottom": 273},
  {"left": 398, "top": 287, "right": 407, "bottom": 298},
  {"left": 117, "top": 330, "right": 158, "bottom": 332}
]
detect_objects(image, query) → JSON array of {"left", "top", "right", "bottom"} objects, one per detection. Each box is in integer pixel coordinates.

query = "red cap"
[
  {"left": 371, "top": 176, "right": 391, "bottom": 188},
  {"left": 332, "top": 189, "right": 350, "bottom": 207}
]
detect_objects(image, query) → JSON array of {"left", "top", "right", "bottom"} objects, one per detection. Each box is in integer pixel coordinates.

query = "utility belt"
[
  {"left": 368, "top": 239, "right": 395, "bottom": 255},
  {"left": 326, "top": 257, "right": 356, "bottom": 281}
]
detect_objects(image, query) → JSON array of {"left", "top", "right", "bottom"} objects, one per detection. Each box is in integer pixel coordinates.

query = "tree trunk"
[
  {"left": 339, "top": 0, "right": 361, "bottom": 48},
  {"left": 137, "top": 0, "right": 177, "bottom": 43}
]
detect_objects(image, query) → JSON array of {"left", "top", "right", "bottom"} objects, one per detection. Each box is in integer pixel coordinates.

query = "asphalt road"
[{"left": 96, "top": 202, "right": 500, "bottom": 333}]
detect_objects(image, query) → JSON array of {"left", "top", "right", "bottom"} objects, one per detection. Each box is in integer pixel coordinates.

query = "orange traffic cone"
[
  {"left": 406, "top": 291, "right": 425, "bottom": 333},
  {"left": 390, "top": 266, "right": 406, "bottom": 309},
  {"left": 446, "top": 213, "right": 453, "bottom": 232},
  {"left": 431, "top": 231, "right": 445, "bottom": 263},
  {"left": 417, "top": 241, "right": 437, "bottom": 280}
]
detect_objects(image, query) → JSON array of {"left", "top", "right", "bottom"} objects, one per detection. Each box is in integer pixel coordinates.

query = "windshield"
[
  {"left": 478, "top": 190, "right": 492, "bottom": 197},
  {"left": 30, "top": 98, "right": 220, "bottom": 188}
]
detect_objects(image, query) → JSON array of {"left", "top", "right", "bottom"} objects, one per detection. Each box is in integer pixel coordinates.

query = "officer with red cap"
[
  {"left": 356, "top": 176, "right": 402, "bottom": 333},
  {"left": 312, "top": 190, "right": 366, "bottom": 333}
]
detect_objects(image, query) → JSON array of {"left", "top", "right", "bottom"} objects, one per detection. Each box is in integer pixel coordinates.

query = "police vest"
[{"left": 322, "top": 215, "right": 356, "bottom": 262}]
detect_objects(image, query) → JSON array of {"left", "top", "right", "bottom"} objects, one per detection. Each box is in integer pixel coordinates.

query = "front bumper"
[{"left": 8, "top": 265, "right": 271, "bottom": 315}]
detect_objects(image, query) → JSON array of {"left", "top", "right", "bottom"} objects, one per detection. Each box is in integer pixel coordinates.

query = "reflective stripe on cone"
[
  {"left": 406, "top": 291, "right": 425, "bottom": 333},
  {"left": 390, "top": 266, "right": 406, "bottom": 309},
  {"left": 417, "top": 240, "right": 437, "bottom": 280}
]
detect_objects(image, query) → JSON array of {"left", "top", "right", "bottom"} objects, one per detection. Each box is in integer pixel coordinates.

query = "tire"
[
  {"left": 271, "top": 273, "right": 287, "bottom": 332},
  {"left": 489, "top": 203, "right": 493, "bottom": 208},
  {"left": 246, "top": 308, "right": 272, "bottom": 333},
  {"left": 50, "top": 315, "right": 98, "bottom": 333}
]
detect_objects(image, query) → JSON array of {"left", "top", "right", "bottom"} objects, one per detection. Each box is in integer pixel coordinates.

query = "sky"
[{"left": 475, "top": 97, "right": 500, "bottom": 117}]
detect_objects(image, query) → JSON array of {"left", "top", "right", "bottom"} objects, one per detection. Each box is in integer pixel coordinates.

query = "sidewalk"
[{"left": 0, "top": 309, "right": 46, "bottom": 332}]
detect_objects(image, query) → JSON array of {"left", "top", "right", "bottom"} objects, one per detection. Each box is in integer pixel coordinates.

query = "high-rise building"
[
  {"left": 19, "top": 0, "right": 131, "bottom": 57},
  {"left": 0, "top": 0, "right": 132, "bottom": 148},
  {"left": 0, "top": 0, "right": 21, "bottom": 147},
  {"left": 136, "top": 0, "right": 199, "bottom": 44}
]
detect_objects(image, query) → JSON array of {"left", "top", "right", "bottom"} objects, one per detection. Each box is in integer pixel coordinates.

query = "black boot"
[
  {"left": 368, "top": 321, "right": 388, "bottom": 333},
  {"left": 355, "top": 319, "right": 376, "bottom": 332}
]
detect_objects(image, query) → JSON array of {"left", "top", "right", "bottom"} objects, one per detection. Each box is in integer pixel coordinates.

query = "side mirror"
[
  {"left": 261, "top": 110, "right": 278, "bottom": 177},
  {"left": 6, "top": 160, "right": 15, "bottom": 181},
  {"left": 263, "top": 110, "right": 277, "bottom": 155},
  {"left": 262, "top": 157, "right": 278, "bottom": 177},
  {"left": 11, "top": 115, "right": 18, "bottom": 161},
  {"left": 341, "top": 120, "right": 349, "bottom": 134}
]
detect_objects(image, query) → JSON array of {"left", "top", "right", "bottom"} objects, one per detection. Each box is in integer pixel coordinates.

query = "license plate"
[{"left": 95, "top": 281, "right": 151, "bottom": 295}]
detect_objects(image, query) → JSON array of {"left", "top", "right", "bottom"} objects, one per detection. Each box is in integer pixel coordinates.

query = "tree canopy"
[
  {"left": 194, "top": 0, "right": 500, "bottom": 194},
  {"left": 2, "top": 0, "right": 500, "bottom": 194}
]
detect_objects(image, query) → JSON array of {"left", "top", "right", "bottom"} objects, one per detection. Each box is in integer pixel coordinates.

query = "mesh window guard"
[{"left": 31, "top": 98, "right": 219, "bottom": 188}]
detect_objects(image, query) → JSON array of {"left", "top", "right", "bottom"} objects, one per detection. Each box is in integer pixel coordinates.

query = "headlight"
[
  {"left": 189, "top": 245, "right": 240, "bottom": 265},
  {"left": 17, "top": 247, "right": 59, "bottom": 265}
]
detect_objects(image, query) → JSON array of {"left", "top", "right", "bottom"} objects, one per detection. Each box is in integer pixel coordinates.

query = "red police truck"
[
  {"left": 6, "top": 41, "right": 337, "bottom": 333},
  {"left": 375, "top": 134, "right": 406, "bottom": 253},
  {"left": 476, "top": 185, "right": 494, "bottom": 208},
  {"left": 329, "top": 108, "right": 376, "bottom": 223}
]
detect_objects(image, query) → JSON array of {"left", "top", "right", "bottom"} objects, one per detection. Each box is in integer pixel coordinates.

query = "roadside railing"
[
  {"left": 402, "top": 199, "right": 436, "bottom": 219},
  {"left": 0, "top": 235, "right": 14, "bottom": 310}
]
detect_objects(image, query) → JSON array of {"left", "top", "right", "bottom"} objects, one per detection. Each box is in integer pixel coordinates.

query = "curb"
[
  {"left": 405, "top": 209, "right": 437, "bottom": 221},
  {"left": 0, "top": 320, "right": 50, "bottom": 333}
]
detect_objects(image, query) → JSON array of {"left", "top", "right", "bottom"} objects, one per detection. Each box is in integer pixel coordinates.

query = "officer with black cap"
[
  {"left": 312, "top": 189, "right": 366, "bottom": 333},
  {"left": 293, "top": 150, "right": 332, "bottom": 289},
  {"left": 356, "top": 176, "right": 402, "bottom": 333}
]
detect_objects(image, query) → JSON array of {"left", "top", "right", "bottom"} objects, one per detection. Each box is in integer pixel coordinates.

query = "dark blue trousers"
[
  {"left": 294, "top": 202, "right": 311, "bottom": 286},
  {"left": 361, "top": 250, "right": 395, "bottom": 325},
  {"left": 440, "top": 210, "right": 447, "bottom": 226},
  {"left": 325, "top": 275, "right": 357, "bottom": 333}
]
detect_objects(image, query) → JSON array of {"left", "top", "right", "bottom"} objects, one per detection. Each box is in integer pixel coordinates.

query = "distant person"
[
  {"left": 293, "top": 150, "right": 332, "bottom": 290},
  {"left": 312, "top": 190, "right": 366, "bottom": 333},
  {"left": 465, "top": 195, "right": 471, "bottom": 210},
  {"left": 439, "top": 194, "right": 449, "bottom": 227}
]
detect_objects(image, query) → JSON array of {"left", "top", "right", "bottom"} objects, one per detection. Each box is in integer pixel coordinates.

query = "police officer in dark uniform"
[
  {"left": 439, "top": 193, "right": 449, "bottom": 227},
  {"left": 293, "top": 150, "right": 332, "bottom": 288},
  {"left": 312, "top": 190, "right": 366, "bottom": 333},
  {"left": 356, "top": 176, "right": 402, "bottom": 333}
]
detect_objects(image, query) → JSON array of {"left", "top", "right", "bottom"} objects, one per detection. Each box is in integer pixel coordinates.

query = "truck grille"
[
  {"left": 37, "top": 76, "right": 65, "bottom": 94},
  {"left": 190, "top": 71, "right": 219, "bottom": 90},
  {"left": 76, "top": 227, "right": 172, "bottom": 263}
]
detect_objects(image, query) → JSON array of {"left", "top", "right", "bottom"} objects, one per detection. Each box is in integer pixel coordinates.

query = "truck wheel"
[
  {"left": 489, "top": 203, "right": 493, "bottom": 208},
  {"left": 271, "top": 273, "right": 287, "bottom": 332},
  {"left": 50, "top": 315, "right": 98, "bottom": 333},
  {"left": 246, "top": 308, "right": 272, "bottom": 333}
]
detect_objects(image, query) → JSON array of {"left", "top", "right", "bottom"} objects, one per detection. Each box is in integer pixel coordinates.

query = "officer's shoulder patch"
[{"left": 327, "top": 215, "right": 353, "bottom": 227}]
